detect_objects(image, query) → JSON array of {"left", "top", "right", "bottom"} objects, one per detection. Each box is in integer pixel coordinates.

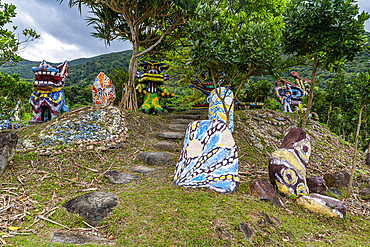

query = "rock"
[
  {"left": 323, "top": 171, "right": 350, "bottom": 189},
  {"left": 104, "top": 170, "right": 139, "bottom": 184},
  {"left": 306, "top": 175, "right": 327, "bottom": 195},
  {"left": 239, "top": 222, "right": 254, "bottom": 243},
  {"left": 0, "top": 133, "right": 18, "bottom": 176},
  {"left": 174, "top": 120, "right": 239, "bottom": 193},
  {"left": 130, "top": 165, "right": 155, "bottom": 175},
  {"left": 185, "top": 109, "right": 208, "bottom": 115},
  {"left": 51, "top": 232, "right": 114, "bottom": 245},
  {"left": 154, "top": 132, "right": 184, "bottom": 139},
  {"left": 136, "top": 152, "right": 174, "bottom": 166},
  {"left": 366, "top": 153, "right": 370, "bottom": 166},
  {"left": 153, "top": 142, "right": 177, "bottom": 152},
  {"left": 208, "top": 87, "right": 234, "bottom": 133},
  {"left": 296, "top": 193, "right": 346, "bottom": 218},
  {"left": 171, "top": 119, "right": 194, "bottom": 124},
  {"left": 168, "top": 124, "right": 188, "bottom": 132},
  {"left": 62, "top": 192, "right": 118, "bottom": 226},
  {"left": 275, "top": 117, "right": 286, "bottom": 121},
  {"left": 359, "top": 188, "right": 370, "bottom": 200},
  {"left": 249, "top": 179, "right": 281, "bottom": 207},
  {"left": 268, "top": 127, "right": 311, "bottom": 196},
  {"left": 327, "top": 187, "right": 342, "bottom": 197},
  {"left": 164, "top": 114, "right": 204, "bottom": 120}
]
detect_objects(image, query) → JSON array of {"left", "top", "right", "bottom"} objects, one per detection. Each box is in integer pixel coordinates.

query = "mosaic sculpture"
[
  {"left": 135, "top": 61, "right": 174, "bottom": 114},
  {"left": 174, "top": 120, "right": 239, "bottom": 193},
  {"left": 208, "top": 87, "right": 234, "bottom": 133},
  {"left": 269, "top": 127, "right": 346, "bottom": 218},
  {"left": 274, "top": 71, "right": 309, "bottom": 111},
  {"left": 29, "top": 60, "right": 69, "bottom": 123},
  {"left": 92, "top": 72, "right": 116, "bottom": 105}
]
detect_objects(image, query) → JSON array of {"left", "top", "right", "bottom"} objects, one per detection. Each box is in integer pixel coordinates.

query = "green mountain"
[{"left": 0, "top": 50, "right": 132, "bottom": 87}]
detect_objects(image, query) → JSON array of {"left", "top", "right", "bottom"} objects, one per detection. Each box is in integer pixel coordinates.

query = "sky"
[{"left": 5, "top": 0, "right": 370, "bottom": 63}]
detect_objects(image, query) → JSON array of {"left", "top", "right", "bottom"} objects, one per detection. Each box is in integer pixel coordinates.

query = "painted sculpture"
[
  {"left": 269, "top": 127, "right": 346, "bottom": 218},
  {"left": 274, "top": 71, "right": 309, "bottom": 112},
  {"left": 92, "top": 72, "right": 116, "bottom": 105},
  {"left": 208, "top": 87, "right": 234, "bottom": 133},
  {"left": 29, "top": 60, "right": 70, "bottom": 123},
  {"left": 135, "top": 61, "right": 174, "bottom": 114},
  {"left": 174, "top": 120, "right": 239, "bottom": 193}
]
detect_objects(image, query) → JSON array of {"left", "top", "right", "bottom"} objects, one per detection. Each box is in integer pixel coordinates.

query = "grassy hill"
[
  {"left": 2, "top": 107, "right": 370, "bottom": 246},
  {"left": 0, "top": 50, "right": 132, "bottom": 87}
]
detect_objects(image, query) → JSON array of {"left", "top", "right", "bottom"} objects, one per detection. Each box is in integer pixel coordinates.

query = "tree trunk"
[
  {"left": 301, "top": 55, "right": 318, "bottom": 129},
  {"left": 326, "top": 101, "right": 332, "bottom": 127},
  {"left": 347, "top": 104, "right": 364, "bottom": 198},
  {"left": 119, "top": 40, "right": 139, "bottom": 111}
]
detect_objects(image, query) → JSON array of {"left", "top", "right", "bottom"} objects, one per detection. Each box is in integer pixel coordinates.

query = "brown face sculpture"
[{"left": 268, "top": 127, "right": 311, "bottom": 197}]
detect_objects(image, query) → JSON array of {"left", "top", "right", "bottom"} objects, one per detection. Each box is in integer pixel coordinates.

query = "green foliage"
[
  {"left": 239, "top": 80, "right": 273, "bottom": 103},
  {"left": 0, "top": 1, "right": 39, "bottom": 66},
  {"left": 109, "top": 67, "right": 129, "bottom": 106},
  {"left": 0, "top": 71, "right": 32, "bottom": 121},
  {"left": 64, "top": 86, "right": 92, "bottom": 108},
  {"left": 283, "top": 0, "right": 369, "bottom": 72}
]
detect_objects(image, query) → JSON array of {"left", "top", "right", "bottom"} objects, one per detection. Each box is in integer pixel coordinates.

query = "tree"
[
  {"left": 60, "top": 0, "right": 198, "bottom": 111},
  {"left": 346, "top": 69, "right": 370, "bottom": 198},
  {"left": 283, "top": 0, "right": 369, "bottom": 129},
  {"left": 186, "top": 0, "right": 286, "bottom": 125},
  {"left": 0, "top": 1, "right": 39, "bottom": 66}
]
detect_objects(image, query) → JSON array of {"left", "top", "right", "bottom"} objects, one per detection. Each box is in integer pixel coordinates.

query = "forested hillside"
[{"left": 0, "top": 50, "right": 132, "bottom": 87}]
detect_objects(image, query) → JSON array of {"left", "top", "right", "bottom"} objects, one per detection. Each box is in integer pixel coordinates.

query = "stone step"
[
  {"left": 164, "top": 114, "right": 206, "bottom": 120},
  {"left": 168, "top": 124, "right": 188, "bottom": 132},
  {"left": 184, "top": 109, "right": 208, "bottom": 115},
  {"left": 153, "top": 142, "right": 178, "bottom": 152},
  {"left": 171, "top": 119, "right": 194, "bottom": 124},
  {"left": 136, "top": 152, "right": 174, "bottom": 166},
  {"left": 154, "top": 132, "right": 184, "bottom": 139}
]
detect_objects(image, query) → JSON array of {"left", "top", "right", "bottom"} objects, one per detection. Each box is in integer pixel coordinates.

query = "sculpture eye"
[
  {"left": 142, "top": 65, "right": 149, "bottom": 71},
  {"left": 158, "top": 66, "right": 163, "bottom": 72}
]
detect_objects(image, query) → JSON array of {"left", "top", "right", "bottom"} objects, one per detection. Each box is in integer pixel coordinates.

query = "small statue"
[
  {"left": 92, "top": 72, "right": 116, "bottom": 106},
  {"left": 135, "top": 61, "right": 174, "bottom": 114},
  {"left": 29, "top": 60, "right": 70, "bottom": 123},
  {"left": 279, "top": 85, "right": 293, "bottom": 113}
]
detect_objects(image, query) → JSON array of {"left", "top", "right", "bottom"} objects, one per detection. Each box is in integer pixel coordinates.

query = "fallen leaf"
[{"left": 7, "top": 226, "right": 19, "bottom": 231}]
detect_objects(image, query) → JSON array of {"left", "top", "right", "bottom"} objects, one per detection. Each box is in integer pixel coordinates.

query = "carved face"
[
  {"left": 32, "top": 60, "right": 68, "bottom": 88},
  {"left": 138, "top": 61, "right": 169, "bottom": 85}
]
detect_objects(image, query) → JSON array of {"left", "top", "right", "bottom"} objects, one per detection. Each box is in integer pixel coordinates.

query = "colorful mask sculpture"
[
  {"left": 269, "top": 127, "right": 346, "bottom": 218},
  {"left": 29, "top": 60, "right": 70, "bottom": 123},
  {"left": 274, "top": 71, "right": 309, "bottom": 111},
  {"left": 174, "top": 120, "right": 239, "bottom": 193},
  {"left": 92, "top": 72, "right": 116, "bottom": 105},
  {"left": 208, "top": 87, "right": 234, "bottom": 133},
  {"left": 135, "top": 61, "right": 174, "bottom": 114}
]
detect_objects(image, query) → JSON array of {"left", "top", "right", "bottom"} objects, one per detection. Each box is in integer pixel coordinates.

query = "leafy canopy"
[{"left": 0, "top": 1, "right": 39, "bottom": 66}]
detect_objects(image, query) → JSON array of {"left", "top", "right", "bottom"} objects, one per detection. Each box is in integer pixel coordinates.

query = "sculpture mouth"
[
  {"left": 139, "top": 73, "right": 165, "bottom": 84},
  {"left": 32, "top": 60, "right": 68, "bottom": 88}
]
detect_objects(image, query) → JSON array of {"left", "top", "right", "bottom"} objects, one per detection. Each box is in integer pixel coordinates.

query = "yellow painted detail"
[
  {"left": 296, "top": 197, "right": 340, "bottom": 218},
  {"left": 276, "top": 181, "right": 291, "bottom": 196},
  {"left": 283, "top": 168, "right": 297, "bottom": 185},
  {"left": 272, "top": 150, "right": 306, "bottom": 177},
  {"left": 34, "top": 87, "right": 63, "bottom": 93}
]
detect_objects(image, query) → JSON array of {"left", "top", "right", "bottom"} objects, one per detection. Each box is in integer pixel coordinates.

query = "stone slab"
[
  {"left": 249, "top": 179, "right": 281, "bottom": 207},
  {"left": 52, "top": 232, "right": 114, "bottom": 245},
  {"left": 0, "top": 133, "right": 18, "bottom": 176},
  {"left": 168, "top": 124, "right": 188, "bottom": 132},
  {"left": 130, "top": 165, "right": 155, "bottom": 175},
  {"left": 136, "top": 152, "right": 174, "bottom": 166},
  {"left": 164, "top": 114, "right": 205, "bottom": 120},
  {"left": 171, "top": 119, "right": 194, "bottom": 124},
  {"left": 104, "top": 170, "right": 139, "bottom": 184},
  {"left": 153, "top": 142, "right": 177, "bottom": 152},
  {"left": 62, "top": 192, "right": 117, "bottom": 226},
  {"left": 154, "top": 132, "right": 184, "bottom": 139}
]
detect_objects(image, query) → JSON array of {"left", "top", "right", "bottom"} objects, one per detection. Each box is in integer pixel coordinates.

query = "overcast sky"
[{"left": 5, "top": 0, "right": 370, "bottom": 63}]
